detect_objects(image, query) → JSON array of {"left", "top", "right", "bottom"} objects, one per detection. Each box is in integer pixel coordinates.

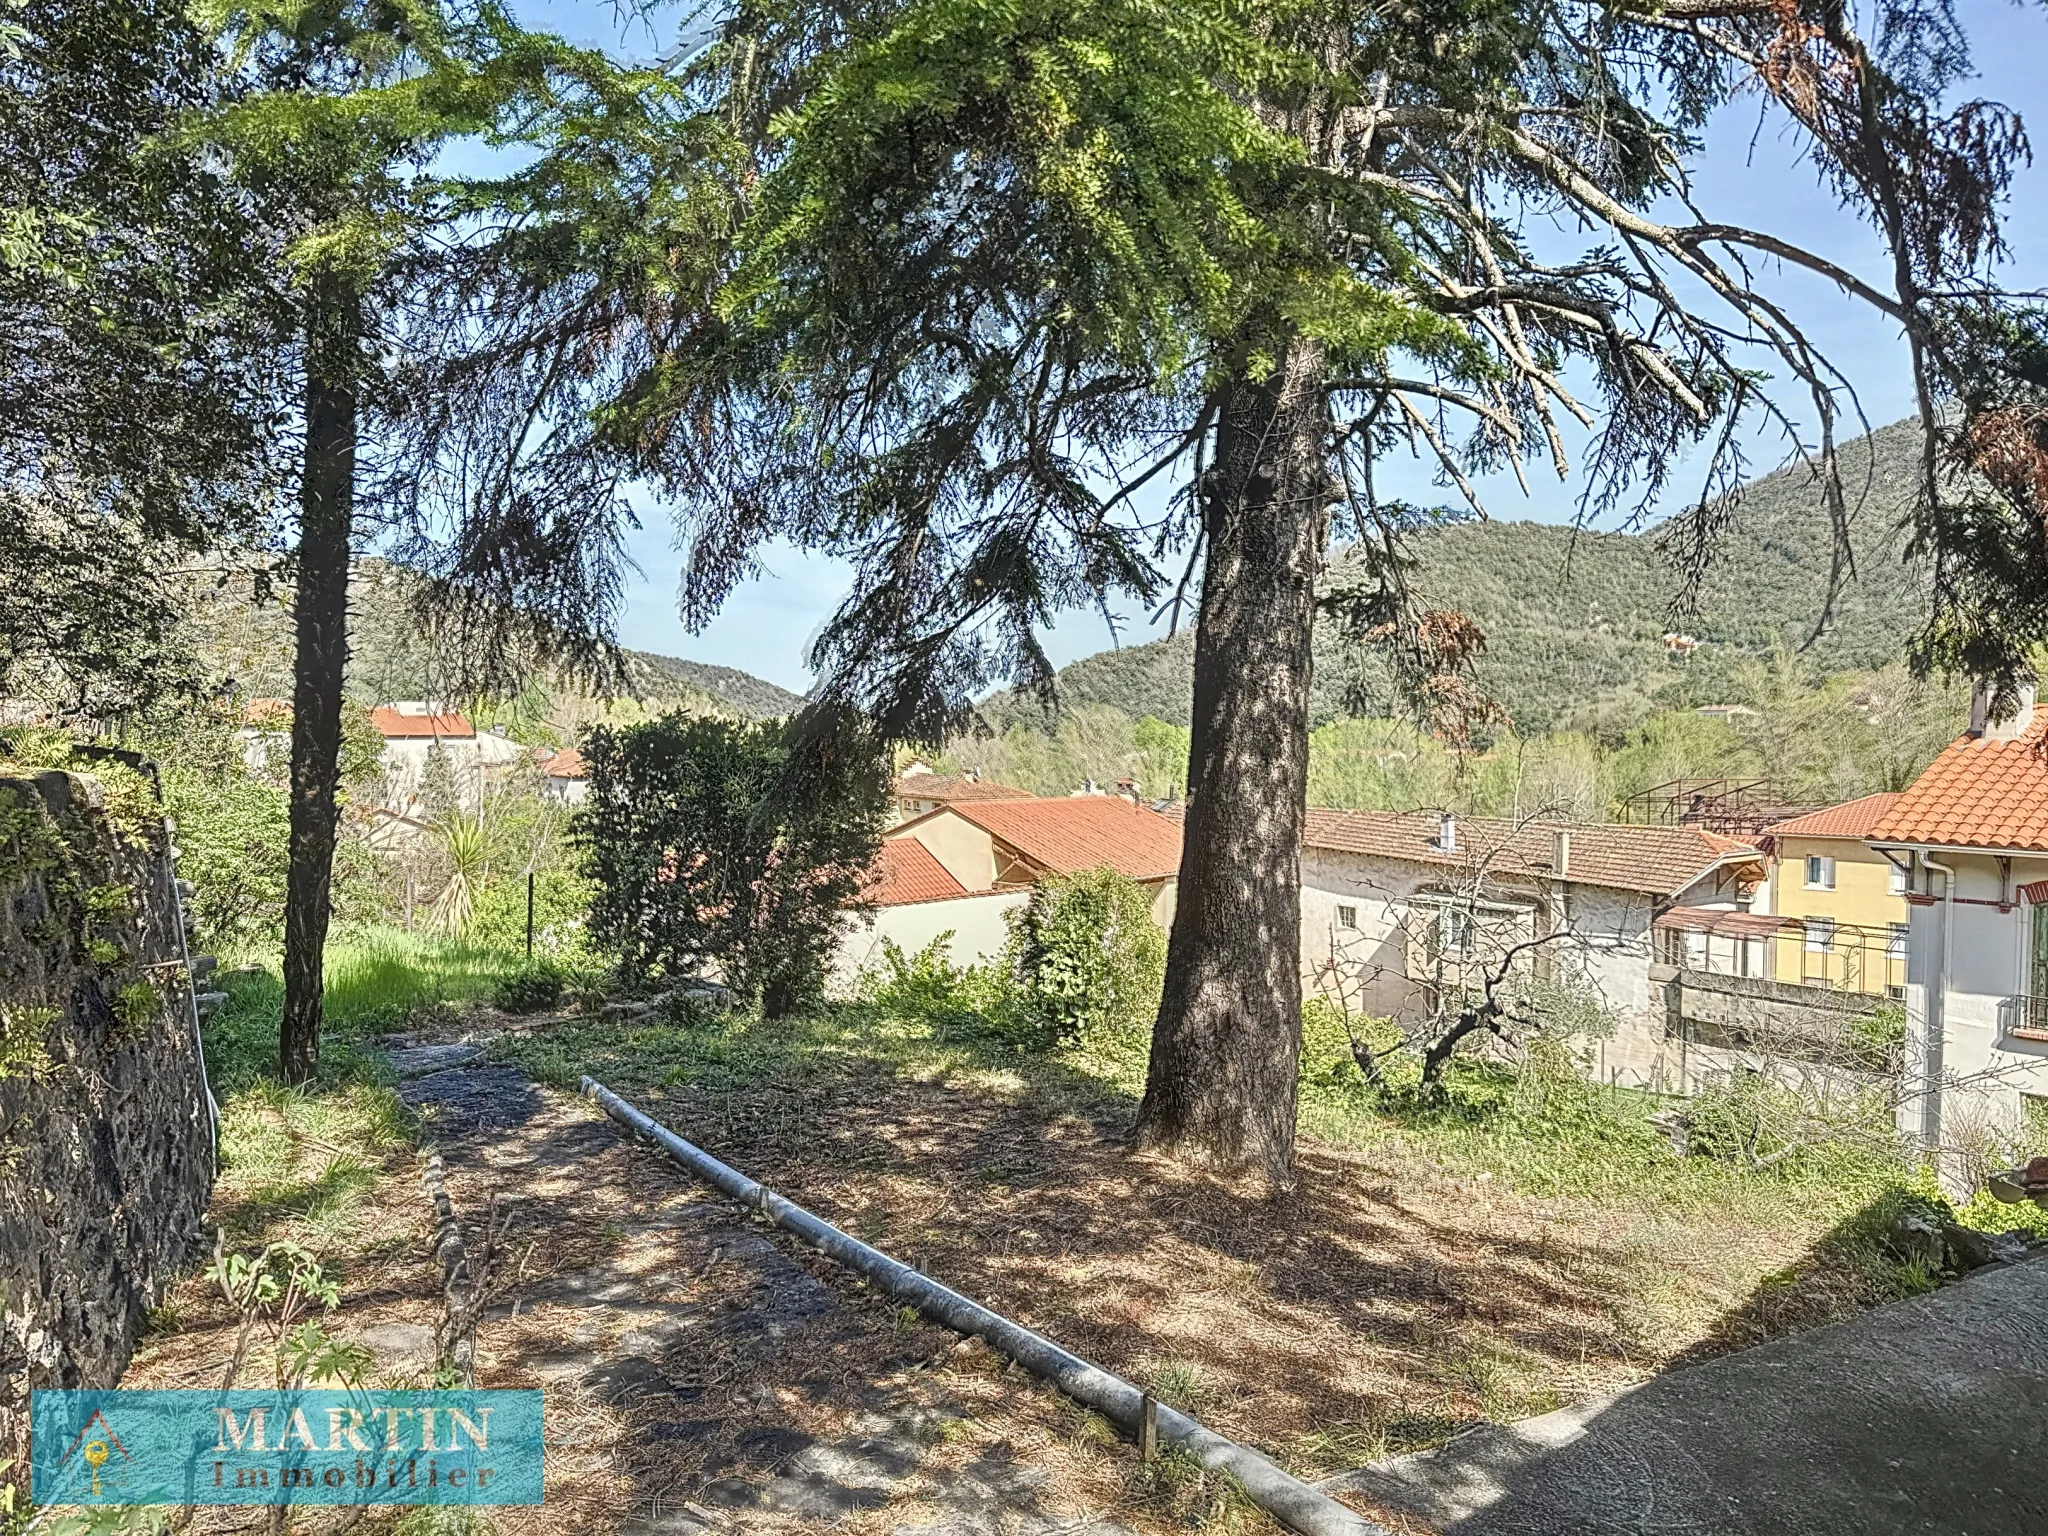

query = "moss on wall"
[{"left": 0, "top": 766, "right": 213, "bottom": 1468}]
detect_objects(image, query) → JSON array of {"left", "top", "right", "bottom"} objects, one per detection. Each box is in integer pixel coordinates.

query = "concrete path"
[
  {"left": 394, "top": 1046, "right": 1138, "bottom": 1535},
  {"left": 1323, "top": 1255, "right": 2048, "bottom": 1536}
]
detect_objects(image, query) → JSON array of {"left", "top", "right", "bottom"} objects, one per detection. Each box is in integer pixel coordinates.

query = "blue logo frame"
[{"left": 31, "top": 1390, "right": 545, "bottom": 1506}]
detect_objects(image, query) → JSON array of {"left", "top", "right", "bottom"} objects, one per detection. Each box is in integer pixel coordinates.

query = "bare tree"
[{"left": 1309, "top": 808, "right": 1637, "bottom": 1095}]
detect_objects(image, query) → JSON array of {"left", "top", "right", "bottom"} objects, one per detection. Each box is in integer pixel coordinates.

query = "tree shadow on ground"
[
  {"left": 1662, "top": 1185, "right": 1940, "bottom": 1371},
  {"left": 505, "top": 1009, "right": 1670, "bottom": 1476}
]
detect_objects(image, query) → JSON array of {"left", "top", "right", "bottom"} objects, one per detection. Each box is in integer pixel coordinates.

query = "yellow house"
[{"left": 1759, "top": 792, "right": 1909, "bottom": 994}]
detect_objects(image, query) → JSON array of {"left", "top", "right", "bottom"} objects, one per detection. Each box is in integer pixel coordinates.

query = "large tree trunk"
[
  {"left": 1136, "top": 338, "right": 1332, "bottom": 1185},
  {"left": 279, "top": 282, "right": 358, "bottom": 1084}
]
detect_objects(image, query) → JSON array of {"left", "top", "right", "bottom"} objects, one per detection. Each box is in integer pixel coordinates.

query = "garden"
[{"left": 18, "top": 708, "right": 2041, "bottom": 1533}]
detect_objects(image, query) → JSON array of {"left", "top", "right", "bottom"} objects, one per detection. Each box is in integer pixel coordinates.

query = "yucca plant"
[{"left": 428, "top": 812, "right": 489, "bottom": 938}]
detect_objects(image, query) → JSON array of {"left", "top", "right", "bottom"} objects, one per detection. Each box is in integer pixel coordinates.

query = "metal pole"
[{"left": 581, "top": 1077, "right": 1382, "bottom": 1536}]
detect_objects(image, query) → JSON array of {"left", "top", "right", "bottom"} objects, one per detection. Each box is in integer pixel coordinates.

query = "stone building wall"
[{"left": 0, "top": 765, "right": 214, "bottom": 1459}]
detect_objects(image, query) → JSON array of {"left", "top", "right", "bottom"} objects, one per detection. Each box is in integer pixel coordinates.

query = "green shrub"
[
  {"left": 493, "top": 958, "right": 569, "bottom": 1015},
  {"left": 1680, "top": 1067, "right": 1898, "bottom": 1176},
  {"left": 470, "top": 869, "right": 596, "bottom": 961},
  {"left": 579, "top": 713, "right": 888, "bottom": 1017},
  {"left": 1009, "top": 868, "right": 1166, "bottom": 1047},
  {"left": 853, "top": 934, "right": 982, "bottom": 1024},
  {"left": 1299, "top": 997, "right": 1374, "bottom": 1092}
]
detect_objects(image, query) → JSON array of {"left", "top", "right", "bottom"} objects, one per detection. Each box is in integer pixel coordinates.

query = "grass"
[
  {"left": 495, "top": 998, "right": 1951, "bottom": 1488},
  {"left": 140, "top": 934, "right": 1988, "bottom": 1527},
  {"left": 198, "top": 926, "right": 534, "bottom": 1270},
  {"left": 204, "top": 925, "right": 531, "bottom": 1091}
]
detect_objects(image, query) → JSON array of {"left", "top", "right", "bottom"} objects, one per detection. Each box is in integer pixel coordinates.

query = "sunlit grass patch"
[
  {"left": 214, "top": 1075, "right": 415, "bottom": 1247},
  {"left": 324, "top": 928, "right": 519, "bottom": 1031},
  {"left": 205, "top": 926, "right": 529, "bottom": 1091}
]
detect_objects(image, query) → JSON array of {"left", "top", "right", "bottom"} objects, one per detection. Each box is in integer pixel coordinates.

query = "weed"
[
  {"left": 0, "top": 1003, "right": 55, "bottom": 1081},
  {"left": 492, "top": 957, "right": 571, "bottom": 1015},
  {"left": 1069, "top": 1408, "right": 1121, "bottom": 1449},
  {"left": 1294, "top": 1422, "right": 1393, "bottom": 1477},
  {"left": 1147, "top": 1359, "right": 1209, "bottom": 1412},
  {"left": 140, "top": 1302, "right": 182, "bottom": 1338},
  {"left": 113, "top": 977, "right": 161, "bottom": 1034}
]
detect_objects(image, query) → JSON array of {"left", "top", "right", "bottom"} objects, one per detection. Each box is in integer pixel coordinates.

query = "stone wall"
[{"left": 0, "top": 765, "right": 214, "bottom": 1459}]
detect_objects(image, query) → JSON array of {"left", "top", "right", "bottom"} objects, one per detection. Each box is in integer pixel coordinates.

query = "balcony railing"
[
  {"left": 1653, "top": 912, "right": 1905, "bottom": 998},
  {"left": 2001, "top": 995, "right": 2048, "bottom": 1042}
]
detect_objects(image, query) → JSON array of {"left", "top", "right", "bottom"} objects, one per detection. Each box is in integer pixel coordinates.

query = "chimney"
[
  {"left": 1553, "top": 828, "right": 1571, "bottom": 878},
  {"left": 1437, "top": 811, "right": 1457, "bottom": 853},
  {"left": 1971, "top": 674, "right": 2039, "bottom": 742}
]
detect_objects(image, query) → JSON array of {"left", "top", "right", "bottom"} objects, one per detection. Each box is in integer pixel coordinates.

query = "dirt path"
[{"left": 394, "top": 1049, "right": 1154, "bottom": 1536}]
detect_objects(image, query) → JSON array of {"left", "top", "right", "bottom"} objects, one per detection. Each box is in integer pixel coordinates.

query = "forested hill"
[
  {"left": 1008, "top": 418, "right": 1929, "bottom": 736},
  {"left": 185, "top": 558, "right": 806, "bottom": 720}
]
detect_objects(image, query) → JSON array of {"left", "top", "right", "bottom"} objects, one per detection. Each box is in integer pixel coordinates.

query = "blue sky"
[{"left": 507, "top": 0, "right": 2048, "bottom": 692}]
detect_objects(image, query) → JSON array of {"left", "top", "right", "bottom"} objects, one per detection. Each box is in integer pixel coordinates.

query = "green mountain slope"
[
  {"left": 1007, "top": 418, "right": 1929, "bottom": 735},
  {"left": 184, "top": 558, "right": 805, "bottom": 721}
]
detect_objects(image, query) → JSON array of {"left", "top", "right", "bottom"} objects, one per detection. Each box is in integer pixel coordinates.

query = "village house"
[
  {"left": 834, "top": 795, "right": 1183, "bottom": 987},
  {"left": 1868, "top": 680, "right": 2048, "bottom": 1170},
  {"left": 1300, "top": 808, "right": 1763, "bottom": 1087},
  {"left": 368, "top": 702, "right": 525, "bottom": 815},
  {"left": 535, "top": 745, "right": 589, "bottom": 804},
  {"left": 1742, "top": 792, "right": 1910, "bottom": 996},
  {"left": 233, "top": 696, "right": 293, "bottom": 773},
  {"left": 891, "top": 762, "right": 1034, "bottom": 823}
]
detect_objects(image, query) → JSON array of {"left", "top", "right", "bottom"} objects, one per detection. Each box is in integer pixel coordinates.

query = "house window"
[
  {"left": 1805, "top": 917, "right": 1836, "bottom": 953},
  {"left": 1441, "top": 907, "right": 1475, "bottom": 953},
  {"left": 1888, "top": 923, "right": 1909, "bottom": 960},
  {"left": 1805, "top": 855, "right": 1836, "bottom": 890},
  {"left": 1335, "top": 905, "right": 1358, "bottom": 930},
  {"left": 1888, "top": 862, "right": 1908, "bottom": 896},
  {"left": 2033, "top": 904, "right": 2048, "bottom": 999}
]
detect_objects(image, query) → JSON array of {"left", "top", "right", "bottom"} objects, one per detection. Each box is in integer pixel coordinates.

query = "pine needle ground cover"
[
  {"left": 501, "top": 1005, "right": 1932, "bottom": 1489},
  {"left": 122, "top": 943, "right": 1281, "bottom": 1536}
]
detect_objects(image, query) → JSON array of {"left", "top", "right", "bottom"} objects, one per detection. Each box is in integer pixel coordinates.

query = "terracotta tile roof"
[
  {"left": 893, "top": 773, "right": 1035, "bottom": 804},
  {"left": 1868, "top": 713, "right": 2048, "bottom": 852},
  {"left": 1301, "top": 809, "right": 1760, "bottom": 896},
  {"left": 540, "top": 746, "right": 587, "bottom": 779},
  {"left": 1765, "top": 792, "right": 1904, "bottom": 840},
  {"left": 936, "top": 796, "right": 1184, "bottom": 882},
  {"left": 369, "top": 706, "right": 475, "bottom": 740},
  {"left": 861, "top": 838, "right": 970, "bottom": 906},
  {"left": 242, "top": 696, "right": 291, "bottom": 726}
]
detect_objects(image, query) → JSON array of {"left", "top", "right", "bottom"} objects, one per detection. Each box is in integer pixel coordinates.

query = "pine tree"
[
  {"left": 2, "top": 0, "right": 281, "bottom": 714},
  {"left": 604, "top": 0, "right": 2041, "bottom": 1178},
  {"left": 194, "top": 0, "right": 662, "bottom": 1081}
]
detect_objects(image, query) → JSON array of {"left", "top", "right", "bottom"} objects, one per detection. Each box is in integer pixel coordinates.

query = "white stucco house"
[
  {"left": 1299, "top": 808, "right": 1764, "bottom": 1087},
  {"left": 369, "top": 702, "right": 525, "bottom": 815},
  {"left": 1868, "top": 680, "right": 2048, "bottom": 1174},
  {"left": 833, "top": 795, "right": 1184, "bottom": 990},
  {"left": 535, "top": 745, "right": 589, "bottom": 804}
]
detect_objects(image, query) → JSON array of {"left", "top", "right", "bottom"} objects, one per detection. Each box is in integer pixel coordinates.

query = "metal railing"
[
  {"left": 2001, "top": 994, "right": 2048, "bottom": 1041},
  {"left": 1654, "top": 917, "right": 1905, "bottom": 998}
]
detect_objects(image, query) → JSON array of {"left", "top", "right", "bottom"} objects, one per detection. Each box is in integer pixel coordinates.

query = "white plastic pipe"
[{"left": 581, "top": 1076, "right": 1384, "bottom": 1536}]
